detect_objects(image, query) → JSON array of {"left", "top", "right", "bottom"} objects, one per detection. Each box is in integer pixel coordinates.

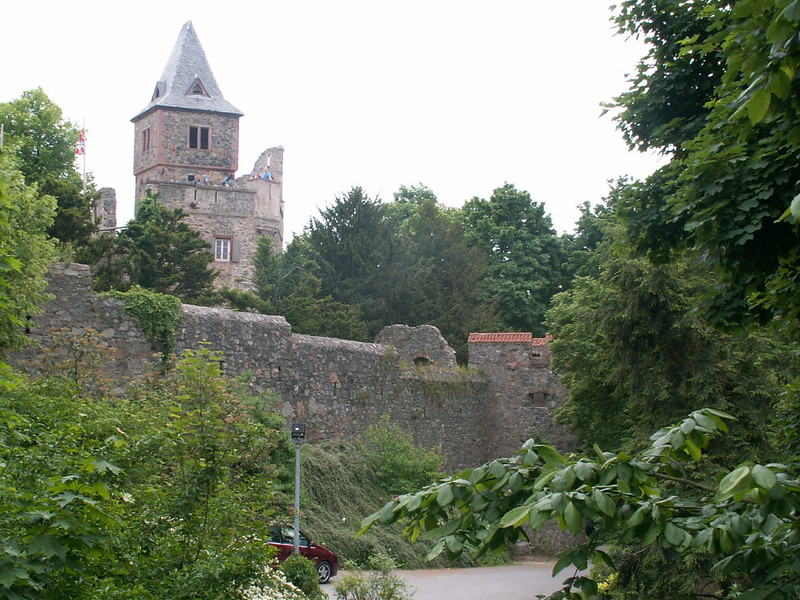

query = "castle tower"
[{"left": 131, "top": 21, "right": 284, "bottom": 290}]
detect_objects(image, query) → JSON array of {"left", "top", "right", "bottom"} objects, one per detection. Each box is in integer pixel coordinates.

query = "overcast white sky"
[{"left": 3, "top": 0, "right": 663, "bottom": 242}]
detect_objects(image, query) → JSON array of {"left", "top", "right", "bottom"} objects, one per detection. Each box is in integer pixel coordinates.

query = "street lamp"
[{"left": 290, "top": 423, "right": 306, "bottom": 556}]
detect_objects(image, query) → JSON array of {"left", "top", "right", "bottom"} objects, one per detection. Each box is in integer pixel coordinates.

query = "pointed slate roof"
[{"left": 132, "top": 21, "right": 243, "bottom": 120}]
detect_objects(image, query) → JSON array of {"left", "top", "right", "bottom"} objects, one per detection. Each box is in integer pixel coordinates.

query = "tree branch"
[{"left": 653, "top": 471, "right": 717, "bottom": 493}]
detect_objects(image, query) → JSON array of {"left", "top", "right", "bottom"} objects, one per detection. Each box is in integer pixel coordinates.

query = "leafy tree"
[
  {"left": 0, "top": 89, "right": 97, "bottom": 250},
  {"left": 360, "top": 408, "right": 800, "bottom": 600},
  {"left": 0, "top": 151, "right": 57, "bottom": 352},
  {"left": 0, "top": 89, "right": 79, "bottom": 183},
  {"left": 305, "top": 187, "right": 417, "bottom": 337},
  {"left": 608, "top": 0, "right": 800, "bottom": 483},
  {"left": 560, "top": 198, "right": 618, "bottom": 282},
  {"left": 1, "top": 344, "right": 290, "bottom": 599},
  {"left": 547, "top": 219, "right": 791, "bottom": 452},
  {"left": 606, "top": 0, "right": 726, "bottom": 154},
  {"left": 39, "top": 174, "right": 100, "bottom": 251},
  {"left": 92, "top": 191, "right": 217, "bottom": 302},
  {"left": 252, "top": 235, "right": 369, "bottom": 340},
  {"left": 611, "top": 1, "right": 800, "bottom": 332},
  {"left": 462, "top": 183, "right": 567, "bottom": 335},
  {"left": 400, "top": 195, "right": 497, "bottom": 362},
  {"left": 388, "top": 182, "right": 439, "bottom": 222},
  {"left": 0, "top": 376, "right": 128, "bottom": 600}
]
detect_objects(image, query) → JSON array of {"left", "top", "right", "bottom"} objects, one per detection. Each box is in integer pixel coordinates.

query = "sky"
[{"left": 2, "top": 0, "right": 664, "bottom": 242}]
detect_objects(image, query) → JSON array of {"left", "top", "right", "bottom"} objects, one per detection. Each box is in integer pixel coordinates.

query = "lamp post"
[{"left": 290, "top": 423, "right": 306, "bottom": 556}]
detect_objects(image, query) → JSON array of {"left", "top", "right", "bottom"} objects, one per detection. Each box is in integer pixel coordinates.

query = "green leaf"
[
  {"left": 574, "top": 461, "right": 596, "bottom": 482},
  {"left": 592, "top": 489, "right": 616, "bottom": 517},
  {"left": 423, "top": 518, "right": 461, "bottom": 540},
  {"left": 536, "top": 445, "right": 564, "bottom": 465},
  {"left": 769, "top": 70, "right": 792, "bottom": 99},
  {"left": 29, "top": 535, "right": 66, "bottom": 560},
  {"left": 445, "top": 535, "right": 463, "bottom": 554},
  {"left": 641, "top": 523, "right": 660, "bottom": 546},
  {"left": 564, "top": 502, "right": 583, "bottom": 535},
  {"left": 782, "top": 0, "right": 800, "bottom": 22},
  {"left": 500, "top": 505, "right": 531, "bottom": 528},
  {"left": 0, "top": 565, "right": 30, "bottom": 588},
  {"left": 426, "top": 539, "right": 446, "bottom": 561},
  {"left": 489, "top": 461, "right": 506, "bottom": 479},
  {"left": 684, "top": 436, "right": 702, "bottom": 460},
  {"left": 789, "top": 126, "right": 800, "bottom": 146},
  {"left": 529, "top": 509, "right": 549, "bottom": 530},
  {"left": 718, "top": 466, "right": 751, "bottom": 499},
  {"left": 436, "top": 485, "right": 454, "bottom": 506},
  {"left": 664, "top": 523, "right": 686, "bottom": 547},
  {"left": 94, "top": 460, "right": 122, "bottom": 475},
  {"left": 552, "top": 551, "right": 575, "bottom": 575},
  {"left": 747, "top": 88, "right": 771, "bottom": 125},
  {"left": 626, "top": 505, "right": 646, "bottom": 528},
  {"left": 751, "top": 464, "right": 777, "bottom": 490}
]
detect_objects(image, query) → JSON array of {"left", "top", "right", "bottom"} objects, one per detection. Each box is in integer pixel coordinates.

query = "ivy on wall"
[{"left": 100, "top": 286, "right": 182, "bottom": 359}]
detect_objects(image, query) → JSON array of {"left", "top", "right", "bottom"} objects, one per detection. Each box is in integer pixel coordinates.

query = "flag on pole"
[{"left": 75, "top": 129, "right": 86, "bottom": 156}]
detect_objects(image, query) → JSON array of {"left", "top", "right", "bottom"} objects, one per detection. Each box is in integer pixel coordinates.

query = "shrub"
[
  {"left": 333, "top": 572, "right": 412, "bottom": 600},
  {"left": 359, "top": 414, "right": 442, "bottom": 496},
  {"left": 280, "top": 555, "right": 321, "bottom": 598},
  {"left": 240, "top": 567, "right": 308, "bottom": 600}
]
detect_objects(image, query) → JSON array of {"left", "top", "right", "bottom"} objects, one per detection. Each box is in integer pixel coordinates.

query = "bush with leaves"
[
  {"left": 280, "top": 555, "right": 321, "bottom": 599},
  {"left": 0, "top": 344, "right": 298, "bottom": 600},
  {"left": 240, "top": 567, "right": 309, "bottom": 600},
  {"left": 333, "top": 553, "right": 412, "bottom": 600},
  {"left": 0, "top": 374, "right": 129, "bottom": 600},
  {"left": 360, "top": 408, "right": 800, "bottom": 600},
  {"left": 359, "top": 415, "right": 442, "bottom": 496},
  {"left": 0, "top": 150, "right": 57, "bottom": 352}
]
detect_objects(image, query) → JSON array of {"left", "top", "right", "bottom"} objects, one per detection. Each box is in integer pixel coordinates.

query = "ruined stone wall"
[
  {"left": 96, "top": 188, "right": 118, "bottom": 234},
  {"left": 174, "top": 307, "right": 490, "bottom": 469},
  {"left": 469, "top": 340, "right": 577, "bottom": 457},
  {"left": 10, "top": 264, "right": 570, "bottom": 472},
  {"left": 374, "top": 324, "right": 457, "bottom": 366},
  {"left": 11, "top": 264, "right": 157, "bottom": 392}
]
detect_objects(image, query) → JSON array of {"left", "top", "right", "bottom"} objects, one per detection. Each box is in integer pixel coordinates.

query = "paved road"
[{"left": 323, "top": 561, "right": 564, "bottom": 600}]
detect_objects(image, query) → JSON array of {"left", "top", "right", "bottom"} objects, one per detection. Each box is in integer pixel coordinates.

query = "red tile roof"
[
  {"left": 468, "top": 332, "right": 533, "bottom": 343},
  {"left": 531, "top": 333, "right": 553, "bottom": 346},
  {"left": 468, "top": 332, "right": 552, "bottom": 346}
]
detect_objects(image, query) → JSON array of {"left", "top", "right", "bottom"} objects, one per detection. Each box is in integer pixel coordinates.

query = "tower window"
[
  {"left": 215, "top": 237, "right": 231, "bottom": 262},
  {"left": 189, "top": 126, "right": 210, "bottom": 150},
  {"left": 142, "top": 128, "right": 151, "bottom": 152}
]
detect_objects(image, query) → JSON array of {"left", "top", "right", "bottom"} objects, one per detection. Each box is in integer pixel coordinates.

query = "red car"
[{"left": 268, "top": 525, "right": 339, "bottom": 584}]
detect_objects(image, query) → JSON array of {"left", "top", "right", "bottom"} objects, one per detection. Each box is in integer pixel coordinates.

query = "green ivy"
[{"left": 100, "top": 286, "right": 182, "bottom": 359}]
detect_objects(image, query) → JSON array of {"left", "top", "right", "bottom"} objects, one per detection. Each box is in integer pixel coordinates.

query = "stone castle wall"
[{"left": 11, "top": 263, "right": 574, "bottom": 472}]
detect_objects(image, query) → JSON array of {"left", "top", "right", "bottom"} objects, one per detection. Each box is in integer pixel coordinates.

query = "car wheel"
[{"left": 317, "top": 561, "right": 333, "bottom": 584}]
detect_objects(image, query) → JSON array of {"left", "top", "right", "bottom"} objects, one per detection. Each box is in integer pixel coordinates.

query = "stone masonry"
[{"left": 12, "top": 263, "right": 576, "bottom": 472}]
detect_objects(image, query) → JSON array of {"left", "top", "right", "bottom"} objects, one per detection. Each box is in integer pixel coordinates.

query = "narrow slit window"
[{"left": 142, "top": 128, "right": 151, "bottom": 152}]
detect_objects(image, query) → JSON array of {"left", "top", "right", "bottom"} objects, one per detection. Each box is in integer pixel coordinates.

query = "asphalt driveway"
[{"left": 324, "top": 561, "right": 566, "bottom": 600}]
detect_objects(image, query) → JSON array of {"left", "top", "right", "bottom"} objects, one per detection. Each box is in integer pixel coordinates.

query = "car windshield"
[{"left": 280, "top": 526, "right": 310, "bottom": 546}]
